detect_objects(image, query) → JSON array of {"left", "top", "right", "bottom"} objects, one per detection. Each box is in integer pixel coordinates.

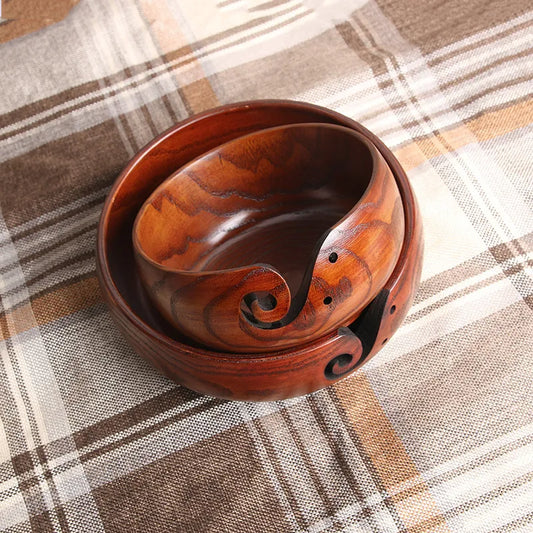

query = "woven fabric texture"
[{"left": 1, "top": 1, "right": 532, "bottom": 531}]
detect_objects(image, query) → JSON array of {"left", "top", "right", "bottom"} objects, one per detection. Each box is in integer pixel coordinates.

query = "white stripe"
[
  {"left": 430, "top": 440, "right": 533, "bottom": 514},
  {"left": 0, "top": 209, "right": 99, "bottom": 271},
  {"left": 0, "top": 257, "right": 95, "bottom": 311},
  {"left": 394, "top": 422, "right": 533, "bottom": 496},
  {"left": 445, "top": 479, "right": 533, "bottom": 533},
  {"left": 2, "top": 186, "right": 108, "bottom": 238},
  {"left": 0, "top": 492, "right": 29, "bottom": 531},
  {"left": 408, "top": 253, "right": 533, "bottom": 318},
  {"left": 366, "top": 277, "right": 522, "bottom": 369},
  {"left": 238, "top": 402, "right": 302, "bottom": 532}
]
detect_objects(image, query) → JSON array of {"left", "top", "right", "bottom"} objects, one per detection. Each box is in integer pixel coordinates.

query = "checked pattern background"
[{"left": 0, "top": 0, "right": 532, "bottom": 531}]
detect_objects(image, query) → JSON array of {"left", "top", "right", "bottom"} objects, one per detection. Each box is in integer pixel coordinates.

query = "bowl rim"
[
  {"left": 96, "top": 99, "right": 415, "bottom": 361},
  {"left": 132, "top": 121, "right": 387, "bottom": 276}
]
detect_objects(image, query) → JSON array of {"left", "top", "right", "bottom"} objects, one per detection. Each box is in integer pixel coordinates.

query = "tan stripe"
[
  {"left": 137, "top": 0, "right": 220, "bottom": 114},
  {"left": 394, "top": 98, "right": 533, "bottom": 171},
  {"left": 0, "top": 0, "right": 79, "bottom": 44},
  {"left": 335, "top": 375, "right": 450, "bottom": 531},
  {"left": 180, "top": 78, "right": 220, "bottom": 114},
  {"left": 0, "top": 276, "right": 101, "bottom": 341}
]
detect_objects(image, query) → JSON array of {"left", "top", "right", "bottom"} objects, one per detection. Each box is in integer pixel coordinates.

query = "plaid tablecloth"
[{"left": 1, "top": 1, "right": 532, "bottom": 531}]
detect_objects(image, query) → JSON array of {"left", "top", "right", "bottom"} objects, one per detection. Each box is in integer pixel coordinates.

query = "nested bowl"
[
  {"left": 96, "top": 100, "right": 423, "bottom": 401},
  {"left": 133, "top": 122, "right": 404, "bottom": 352}
]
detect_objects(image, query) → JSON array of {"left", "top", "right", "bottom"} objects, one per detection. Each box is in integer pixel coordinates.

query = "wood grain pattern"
[
  {"left": 133, "top": 124, "right": 404, "bottom": 352},
  {"left": 96, "top": 100, "right": 423, "bottom": 401}
]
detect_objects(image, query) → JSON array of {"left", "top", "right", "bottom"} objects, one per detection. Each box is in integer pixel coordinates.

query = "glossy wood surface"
[
  {"left": 133, "top": 123, "right": 404, "bottom": 352},
  {"left": 96, "top": 100, "right": 423, "bottom": 401}
]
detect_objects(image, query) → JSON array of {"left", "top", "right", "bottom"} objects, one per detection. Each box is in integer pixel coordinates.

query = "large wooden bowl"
[
  {"left": 96, "top": 100, "right": 423, "bottom": 401},
  {"left": 133, "top": 123, "right": 404, "bottom": 352}
]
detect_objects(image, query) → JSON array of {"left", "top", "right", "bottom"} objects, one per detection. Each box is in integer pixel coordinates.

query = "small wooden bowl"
[
  {"left": 96, "top": 100, "right": 423, "bottom": 401},
  {"left": 133, "top": 123, "right": 404, "bottom": 352}
]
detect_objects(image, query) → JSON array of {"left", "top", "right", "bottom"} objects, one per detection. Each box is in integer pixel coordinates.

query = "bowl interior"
[
  {"left": 134, "top": 123, "right": 375, "bottom": 296},
  {"left": 100, "top": 101, "right": 402, "bottom": 350}
]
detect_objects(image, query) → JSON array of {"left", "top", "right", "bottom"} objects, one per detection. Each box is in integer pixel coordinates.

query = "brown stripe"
[
  {"left": 73, "top": 387, "right": 203, "bottom": 449},
  {"left": 176, "top": 4, "right": 302, "bottom": 55},
  {"left": 406, "top": 270, "right": 506, "bottom": 324},
  {"left": 34, "top": 447, "right": 70, "bottom": 533},
  {"left": 335, "top": 375, "right": 450, "bottom": 531},
  {"left": 449, "top": 74, "right": 531, "bottom": 114},
  {"left": 250, "top": 0, "right": 291, "bottom": 11},
  {"left": 328, "top": 387, "right": 405, "bottom": 529},
  {"left": 335, "top": 21, "right": 388, "bottom": 77},
  {"left": 439, "top": 47, "right": 531, "bottom": 92},
  {"left": 440, "top": 469, "right": 533, "bottom": 527},
  {"left": 414, "top": 250, "right": 496, "bottom": 303},
  {"left": 29, "top": 511, "right": 56, "bottom": 533},
  {"left": 8, "top": 222, "right": 97, "bottom": 271},
  {"left": 1, "top": 3, "right": 300, "bottom": 140},
  {"left": 432, "top": 19, "right": 531, "bottom": 66},
  {"left": 0, "top": 120, "right": 130, "bottom": 228},
  {"left": 217, "top": 0, "right": 242, "bottom": 7},
  {"left": 307, "top": 395, "right": 384, "bottom": 529},
  {"left": 490, "top": 233, "right": 533, "bottom": 264},
  {"left": 10, "top": 250, "right": 94, "bottom": 295},
  {"left": 375, "top": 0, "right": 529, "bottom": 54},
  {"left": 3, "top": 268, "right": 97, "bottom": 316},
  {"left": 0, "top": 71, "right": 170, "bottom": 143},
  {"left": 251, "top": 415, "right": 309, "bottom": 530},
  {"left": 490, "top": 234, "right": 533, "bottom": 310},
  {"left": 92, "top": 423, "right": 292, "bottom": 533},
  {"left": 0, "top": 275, "right": 101, "bottom": 341},
  {"left": 78, "top": 396, "right": 223, "bottom": 464},
  {"left": 9, "top": 192, "right": 106, "bottom": 242},
  {"left": 356, "top": 46, "right": 531, "bottom": 132},
  {"left": 10, "top": 437, "right": 77, "bottom": 478},
  {"left": 0, "top": 80, "right": 100, "bottom": 131},
  {"left": 11, "top": 449, "right": 59, "bottom": 528},
  {"left": 278, "top": 407, "right": 341, "bottom": 525},
  {"left": 0, "top": 0, "right": 79, "bottom": 44},
  {"left": 489, "top": 510, "right": 533, "bottom": 533},
  {"left": 347, "top": 11, "right": 530, "bottom": 176},
  {"left": 409, "top": 431, "right": 533, "bottom": 507},
  {"left": 337, "top": 17, "right": 437, "bottom": 147}
]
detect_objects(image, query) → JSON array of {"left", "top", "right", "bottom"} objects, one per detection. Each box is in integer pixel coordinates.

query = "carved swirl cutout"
[{"left": 324, "top": 353, "right": 358, "bottom": 380}]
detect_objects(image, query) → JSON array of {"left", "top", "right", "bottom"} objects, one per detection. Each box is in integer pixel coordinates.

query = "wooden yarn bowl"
[
  {"left": 96, "top": 100, "right": 423, "bottom": 401},
  {"left": 133, "top": 123, "right": 404, "bottom": 353}
]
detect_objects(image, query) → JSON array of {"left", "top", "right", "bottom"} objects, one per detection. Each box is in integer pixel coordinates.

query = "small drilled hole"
[
  {"left": 323, "top": 296, "right": 333, "bottom": 305},
  {"left": 328, "top": 252, "right": 338, "bottom": 263},
  {"left": 390, "top": 305, "right": 396, "bottom": 315}
]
